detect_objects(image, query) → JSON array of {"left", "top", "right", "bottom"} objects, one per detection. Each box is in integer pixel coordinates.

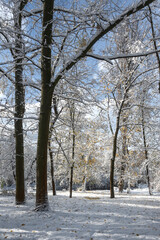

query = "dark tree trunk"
[
  {"left": 36, "top": 0, "right": 54, "bottom": 210},
  {"left": 110, "top": 96, "right": 126, "bottom": 198},
  {"left": 110, "top": 158, "right": 115, "bottom": 198},
  {"left": 110, "top": 116, "right": 120, "bottom": 198},
  {"left": 69, "top": 103, "right": 75, "bottom": 198},
  {"left": 36, "top": 85, "right": 53, "bottom": 210},
  {"left": 14, "top": 1, "right": 28, "bottom": 205},
  {"left": 142, "top": 106, "right": 152, "bottom": 195},
  {"left": 69, "top": 165, "right": 74, "bottom": 198},
  {"left": 146, "top": 164, "right": 151, "bottom": 195}
]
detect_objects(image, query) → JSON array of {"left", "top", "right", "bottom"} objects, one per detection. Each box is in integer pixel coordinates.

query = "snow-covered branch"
[
  {"left": 85, "top": 53, "right": 113, "bottom": 65},
  {"left": 51, "top": 0, "right": 156, "bottom": 89},
  {"left": 103, "top": 49, "right": 160, "bottom": 60}
]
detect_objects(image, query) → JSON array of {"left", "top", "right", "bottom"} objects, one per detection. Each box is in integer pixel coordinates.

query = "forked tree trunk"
[
  {"left": 36, "top": 0, "right": 54, "bottom": 210},
  {"left": 110, "top": 97, "right": 126, "bottom": 198}
]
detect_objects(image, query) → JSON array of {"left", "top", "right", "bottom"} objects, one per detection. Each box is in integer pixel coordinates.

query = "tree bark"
[
  {"left": 69, "top": 103, "right": 75, "bottom": 198},
  {"left": 36, "top": 0, "right": 54, "bottom": 210},
  {"left": 142, "top": 106, "right": 152, "bottom": 195},
  {"left": 110, "top": 97, "right": 126, "bottom": 198},
  {"left": 69, "top": 165, "right": 74, "bottom": 198},
  {"left": 14, "top": 1, "right": 28, "bottom": 205},
  {"left": 110, "top": 158, "right": 115, "bottom": 198},
  {"left": 15, "top": 56, "right": 25, "bottom": 205}
]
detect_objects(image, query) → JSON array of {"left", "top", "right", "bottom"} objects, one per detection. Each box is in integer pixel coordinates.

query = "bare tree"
[
  {"left": 35, "top": 0, "right": 54, "bottom": 210},
  {"left": 14, "top": 0, "right": 29, "bottom": 205}
]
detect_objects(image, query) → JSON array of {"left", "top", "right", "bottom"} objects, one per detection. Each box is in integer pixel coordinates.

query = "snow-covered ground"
[{"left": 0, "top": 189, "right": 160, "bottom": 240}]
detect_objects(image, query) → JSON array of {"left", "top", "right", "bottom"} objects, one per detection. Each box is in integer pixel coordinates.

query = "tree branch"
[
  {"left": 148, "top": 5, "right": 160, "bottom": 93},
  {"left": 51, "top": 0, "right": 156, "bottom": 90},
  {"left": 85, "top": 53, "right": 113, "bottom": 64}
]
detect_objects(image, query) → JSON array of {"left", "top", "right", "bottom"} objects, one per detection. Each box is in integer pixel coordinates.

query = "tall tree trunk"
[
  {"left": 110, "top": 97, "right": 126, "bottom": 198},
  {"left": 15, "top": 53, "right": 25, "bottom": 204},
  {"left": 69, "top": 102, "right": 75, "bottom": 198},
  {"left": 14, "top": 0, "right": 28, "bottom": 205},
  {"left": 36, "top": 85, "right": 53, "bottom": 210},
  {"left": 36, "top": 0, "right": 54, "bottom": 210},
  {"left": 142, "top": 107, "right": 152, "bottom": 195}
]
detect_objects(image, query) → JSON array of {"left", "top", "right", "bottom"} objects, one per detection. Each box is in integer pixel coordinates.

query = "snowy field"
[{"left": 0, "top": 189, "right": 160, "bottom": 240}]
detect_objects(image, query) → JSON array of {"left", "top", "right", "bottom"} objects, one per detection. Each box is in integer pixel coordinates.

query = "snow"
[
  {"left": 0, "top": 1, "right": 13, "bottom": 22},
  {"left": 0, "top": 189, "right": 160, "bottom": 240},
  {"left": 0, "top": 92, "right": 6, "bottom": 101}
]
